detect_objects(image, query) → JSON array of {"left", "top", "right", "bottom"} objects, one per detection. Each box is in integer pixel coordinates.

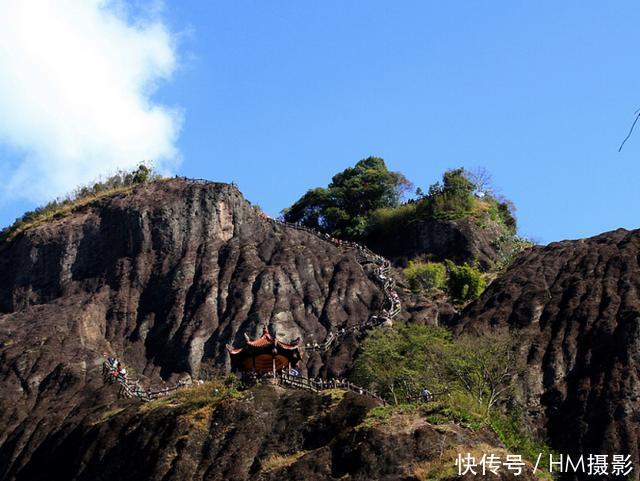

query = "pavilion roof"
[{"left": 226, "top": 326, "right": 301, "bottom": 356}]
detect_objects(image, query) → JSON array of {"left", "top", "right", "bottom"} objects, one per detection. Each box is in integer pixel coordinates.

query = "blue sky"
[{"left": 1, "top": 1, "right": 639, "bottom": 244}]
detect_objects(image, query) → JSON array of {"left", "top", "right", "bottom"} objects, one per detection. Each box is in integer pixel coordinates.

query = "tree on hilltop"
[{"left": 282, "top": 156, "right": 411, "bottom": 239}]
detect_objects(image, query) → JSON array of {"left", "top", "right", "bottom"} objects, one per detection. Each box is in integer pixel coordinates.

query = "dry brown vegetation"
[
  {"left": 139, "top": 379, "right": 240, "bottom": 415},
  {"left": 260, "top": 451, "right": 308, "bottom": 473}
]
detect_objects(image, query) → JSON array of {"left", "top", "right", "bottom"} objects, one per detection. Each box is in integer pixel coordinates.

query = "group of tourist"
[
  {"left": 312, "top": 377, "right": 350, "bottom": 390},
  {"left": 270, "top": 218, "right": 403, "bottom": 353},
  {"left": 277, "top": 371, "right": 370, "bottom": 396},
  {"left": 105, "top": 355, "right": 128, "bottom": 382},
  {"left": 103, "top": 353, "right": 198, "bottom": 401},
  {"left": 387, "top": 289, "right": 401, "bottom": 313}
]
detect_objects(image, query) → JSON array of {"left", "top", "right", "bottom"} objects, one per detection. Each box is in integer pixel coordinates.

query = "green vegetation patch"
[
  {"left": 445, "top": 260, "right": 486, "bottom": 302},
  {"left": 493, "top": 231, "right": 535, "bottom": 271},
  {"left": 282, "top": 160, "right": 525, "bottom": 271},
  {"left": 404, "top": 261, "right": 447, "bottom": 292},
  {"left": 139, "top": 378, "right": 241, "bottom": 416},
  {"left": 417, "top": 168, "right": 476, "bottom": 221},
  {"left": 282, "top": 156, "right": 411, "bottom": 239},
  {"left": 352, "top": 323, "right": 554, "bottom": 473},
  {"left": 361, "top": 402, "right": 425, "bottom": 428},
  {"left": 351, "top": 324, "right": 452, "bottom": 405},
  {"left": 489, "top": 412, "right": 557, "bottom": 476},
  {"left": 403, "top": 259, "right": 486, "bottom": 303},
  {"left": 366, "top": 202, "right": 417, "bottom": 239},
  {"left": 0, "top": 164, "right": 158, "bottom": 243},
  {"left": 368, "top": 167, "right": 518, "bottom": 238}
]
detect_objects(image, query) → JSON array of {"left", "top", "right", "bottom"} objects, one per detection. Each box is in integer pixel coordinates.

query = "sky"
[{"left": 0, "top": 1, "right": 639, "bottom": 244}]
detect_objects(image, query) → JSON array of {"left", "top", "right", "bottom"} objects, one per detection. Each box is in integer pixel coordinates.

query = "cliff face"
[
  {"left": 0, "top": 179, "right": 386, "bottom": 479},
  {"left": 455, "top": 228, "right": 640, "bottom": 467},
  {"left": 367, "top": 217, "right": 504, "bottom": 270},
  {"left": 3, "top": 177, "right": 638, "bottom": 480}
]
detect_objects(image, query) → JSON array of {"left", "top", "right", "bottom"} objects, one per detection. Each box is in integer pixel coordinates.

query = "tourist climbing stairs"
[
  {"left": 102, "top": 359, "right": 189, "bottom": 402},
  {"left": 102, "top": 357, "right": 387, "bottom": 404},
  {"left": 262, "top": 217, "right": 403, "bottom": 352}
]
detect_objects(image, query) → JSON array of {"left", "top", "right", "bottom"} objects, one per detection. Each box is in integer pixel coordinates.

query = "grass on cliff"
[
  {"left": 361, "top": 396, "right": 485, "bottom": 432},
  {"left": 0, "top": 164, "right": 159, "bottom": 243},
  {"left": 260, "top": 451, "right": 309, "bottom": 473},
  {"left": 139, "top": 378, "right": 241, "bottom": 416}
]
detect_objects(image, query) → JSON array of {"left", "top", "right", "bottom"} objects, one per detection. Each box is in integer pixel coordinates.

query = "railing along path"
[
  {"left": 102, "top": 361, "right": 191, "bottom": 401},
  {"left": 261, "top": 217, "right": 402, "bottom": 352},
  {"left": 101, "top": 183, "right": 403, "bottom": 404},
  {"left": 102, "top": 360, "right": 387, "bottom": 404},
  {"left": 276, "top": 372, "right": 386, "bottom": 404}
]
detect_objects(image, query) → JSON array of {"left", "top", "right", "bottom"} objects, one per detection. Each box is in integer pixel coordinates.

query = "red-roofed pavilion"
[{"left": 226, "top": 326, "right": 302, "bottom": 377}]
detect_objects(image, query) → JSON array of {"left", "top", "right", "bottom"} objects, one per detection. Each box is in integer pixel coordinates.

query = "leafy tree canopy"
[
  {"left": 351, "top": 324, "right": 452, "bottom": 405},
  {"left": 445, "top": 260, "right": 486, "bottom": 302},
  {"left": 352, "top": 323, "right": 520, "bottom": 414},
  {"left": 418, "top": 168, "right": 475, "bottom": 221},
  {"left": 282, "top": 157, "right": 410, "bottom": 239}
]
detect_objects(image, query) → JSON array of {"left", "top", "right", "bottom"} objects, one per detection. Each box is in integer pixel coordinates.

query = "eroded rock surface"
[
  {"left": 456, "top": 228, "right": 640, "bottom": 470},
  {"left": 368, "top": 217, "right": 504, "bottom": 270},
  {"left": 0, "top": 179, "right": 386, "bottom": 479},
  {"left": 3, "top": 384, "right": 534, "bottom": 481}
]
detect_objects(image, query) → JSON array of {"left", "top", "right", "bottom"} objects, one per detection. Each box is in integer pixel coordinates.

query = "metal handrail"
[
  {"left": 276, "top": 372, "right": 386, "bottom": 405},
  {"left": 102, "top": 361, "right": 189, "bottom": 402},
  {"left": 262, "top": 217, "right": 403, "bottom": 352}
]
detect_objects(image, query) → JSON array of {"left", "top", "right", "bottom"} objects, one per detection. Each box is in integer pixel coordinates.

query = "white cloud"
[{"left": 0, "top": 0, "right": 182, "bottom": 203}]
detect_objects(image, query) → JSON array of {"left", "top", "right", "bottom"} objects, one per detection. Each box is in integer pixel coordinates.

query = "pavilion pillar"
[{"left": 272, "top": 347, "right": 277, "bottom": 379}]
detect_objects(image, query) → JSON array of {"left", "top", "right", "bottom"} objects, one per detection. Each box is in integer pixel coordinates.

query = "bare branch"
[{"left": 618, "top": 108, "right": 640, "bottom": 152}]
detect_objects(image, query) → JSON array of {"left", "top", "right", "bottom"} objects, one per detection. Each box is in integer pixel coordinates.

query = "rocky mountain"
[
  {"left": 0, "top": 179, "right": 391, "bottom": 480},
  {"left": 455, "top": 228, "right": 640, "bottom": 471},
  {"left": 1, "top": 382, "right": 536, "bottom": 481},
  {"left": 1, "top": 178, "right": 512, "bottom": 481},
  {"left": 1, "top": 177, "right": 638, "bottom": 480}
]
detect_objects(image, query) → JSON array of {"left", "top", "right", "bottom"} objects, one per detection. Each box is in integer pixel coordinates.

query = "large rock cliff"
[
  {"left": 367, "top": 217, "right": 504, "bottom": 270},
  {"left": 455, "top": 228, "right": 640, "bottom": 470},
  {"left": 3, "top": 382, "right": 534, "bottom": 481},
  {"left": 0, "top": 179, "right": 387, "bottom": 479},
  {"left": 3, "top": 177, "right": 637, "bottom": 480}
]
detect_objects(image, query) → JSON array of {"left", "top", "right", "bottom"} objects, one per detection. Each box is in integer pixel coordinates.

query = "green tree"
[
  {"left": 493, "top": 232, "right": 533, "bottom": 270},
  {"left": 419, "top": 168, "right": 475, "bottom": 220},
  {"left": 446, "top": 331, "right": 520, "bottom": 415},
  {"left": 353, "top": 324, "right": 520, "bottom": 415},
  {"left": 282, "top": 157, "right": 410, "bottom": 239},
  {"left": 445, "top": 261, "right": 486, "bottom": 302},
  {"left": 351, "top": 324, "right": 452, "bottom": 404},
  {"left": 404, "top": 261, "right": 447, "bottom": 292},
  {"left": 133, "top": 163, "right": 152, "bottom": 184}
]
